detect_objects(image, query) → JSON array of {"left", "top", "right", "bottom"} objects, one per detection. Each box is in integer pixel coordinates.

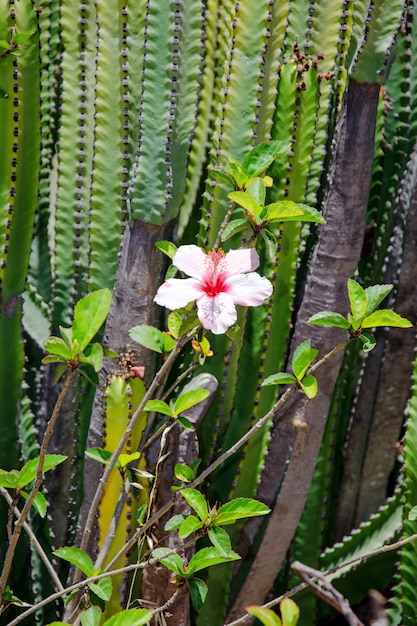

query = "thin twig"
[{"left": 0, "top": 370, "right": 75, "bottom": 604}]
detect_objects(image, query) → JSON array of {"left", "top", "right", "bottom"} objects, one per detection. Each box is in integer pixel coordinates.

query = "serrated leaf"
[
  {"left": 129, "top": 325, "right": 165, "bottom": 353},
  {"left": 296, "top": 203, "right": 325, "bottom": 224},
  {"left": 173, "top": 388, "right": 210, "bottom": 416},
  {"left": 208, "top": 526, "right": 233, "bottom": 557},
  {"left": 181, "top": 488, "right": 209, "bottom": 521},
  {"left": 188, "top": 578, "right": 208, "bottom": 611},
  {"left": 102, "top": 609, "right": 152, "bottom": 626},
  {"left": 179, "top": 311, "right": 200, "bottom": 335},
  {"left": 292, "top": 340, "right": 318, "bottom": 380},
  {"left": 72, "top": 289, "right": 112, "bottom": 352},
  {"left": 359, "top": 332, "right": 377, "bottom": 352},
  {"left": 364, "top": 284, "right": 393, "bottom": 315},
  {"left": 152, "top": 548, "right": 184, "bottom": 576},
  {"left": 265, "top": 201, "right": 304, "bottom": 223},
  {"left": 246, "top": 178, "right": 266, "bottom": 206},
  {"left": 241, "top": 140, "right": 290, "bottom": 177},
  {"left": 88, "top": 576, "right": 112, "bottom": 602},
  {"left": 362, "top": 310, "right": 413, "bottom": 329},
  {"left": 85, "top": 448, "right": 113, "bottom": 465},
  {"left": 81, "top": 606, "right": 101, "bottom": 626},
  {"left": 299, "top": 375, "right": 318, "bottom": 399},
  {"left": 280, "top": 598, "right": 300, "bottom": 626},
  {"left": 144, "top": 399, "right": 173, "bottom": 417},
  {"left": 174, "top": 463, "right": 195, "bottom": 482},
  {"left": 43, "top": 336, "right": 72, "bottom": 360},
  {"left": 53, "top": 547, "right": 94, "bottom": 577},
  {"left": 261, "top": 229, "right": 278, "bottom": 259},
  {"left": 168, "top": 311, "right": 182, "bottom": 339},
  {"left": 179, "top": 515, "right": 204, "bottom": 538},
  {"left": 0, "top": 469, "right": 19, "bottom": 488},
  {"left": 262, "top": 372, "right": 297, "bottom": 387},
  {"left": 347, "top": 280, "right": 367, "bottom": 321},
  {"left": 211, "top": 165, "right": 236, "bottom": 187},
  {"left": 228, "top": 191, "right": 262, "bottom": 221},
  {"left": 165, "top": 514, "right": 187, "bottom": 531},
  {"left": 308, "top": 311, "right": 351, "bottom": 329},
  {"left": 221, "top": 219, "right": 251, "bottom": 242},
  {"left": 80, "top": 343, "right": 103, "bottom": 372},
  {"left": 155, "top": 240, "right": 177, "bottom": 259},
  {"left": 187, "top": 546, "right": 240, "bottom": 575},
  {"left": 21, "top": 490, "right": 47, "bottom": 518},
  {"left": 18, "top": 454, "right": 67, "bottom": 488},
  {"left": 215, "top": 498, "right": 270, "bottom": 525},
  {"left": 246, "top": 606, "right": 281, "bottom": 626}
]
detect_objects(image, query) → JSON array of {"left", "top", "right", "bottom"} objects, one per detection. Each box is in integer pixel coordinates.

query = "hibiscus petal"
[
  {"left": 225, "top": 248, "right": 259, "bottom": 275},
  {"left": 173, "top": 245, "right": 206, "bottom": 280},
  {"left": 196, "top": 293, "right": 237, "bottom": 334},
  {"left": 225, "top": 273, "right": 273, "bottom": 306},
  {"left": 154, "top": 278, "right": 202, "bottom": 310}
]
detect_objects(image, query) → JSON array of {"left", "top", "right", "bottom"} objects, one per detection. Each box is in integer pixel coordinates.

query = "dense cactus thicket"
[{"left": 1, "top": 0, "right": 417, "bottom": 624}]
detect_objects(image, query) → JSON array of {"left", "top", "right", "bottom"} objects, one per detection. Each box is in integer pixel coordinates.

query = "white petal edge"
[
  {"left": 225, "top": 273, "right": 273, "bottom": 306},
  {"left": 196, "top": 292, "right": 237, "bottom": 334},
  {"left": 172, "top": 245, "right": 207, "bottom": 280},
  {"left": 225, "top": 248, "right": 259, "bottom": 276},
  {"left": 154, "top": 278, "right": 202, "bottom": 310}
]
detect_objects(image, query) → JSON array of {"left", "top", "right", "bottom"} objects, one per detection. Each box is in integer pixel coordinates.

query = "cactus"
[{"left": 1, "top": 0, "right": 417, "bottom": 624}]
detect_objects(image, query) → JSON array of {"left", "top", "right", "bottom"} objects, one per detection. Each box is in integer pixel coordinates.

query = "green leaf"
[
  {"left": 168, "top": 311, "right": 183, "bottom": 339},
  {"left": 299, "top": 374, "right": 318, "bottom": 399},
  {"left": 0, "top": 469, "right": 19, "bottom": 489},
  {"left": 181, "top": 488, "right": 209, "bottom": 521},
  {"left": 188, "top": 577, "right": 208, "bottom": 612},
  {"left": 347, "top": 280, "right": 367, "bottom": 321},
  {"left": 215, "top": 498, "right": 270, "bottom": 525},
  {"left": 265, "top": 201, "right": 304, "bottom": 223},
  {"left": 144, "top": 399, "right": 173, "bottom": 417},
  {"left": 174, "top": 463, "right": 195, "bottom": 482},
  {"left": 85, "top": 448, "right": 113, "bottom": 465},
  {"left": 179, "top": 515, "right": 204, "bottom": 538},
  {"left": 211, "top": 165, "right": 236, "bottom": 187},
  {"left": 81, "top": 606, "right": 101, "bottom": 626},
  {"left": 245, "top": 178, "right": 266, "bottom": 206},
  {"left": 292, "top": 340, "right": 318, "bottom": 380},
  {"left": 359, "top": 332, "right": 377, "bottom": 352},
  {"left": 136, "top": 504, "right": 147, "bottom": 525},
  {"left": 173, "top": 388, "right": 210, "bottom": 416},
  {"left": 20, "top": 490, "right": 47, "bottom": 518},
  {"left": 187, "top": 546, "right": 240, "bottom": 575},
  {"left": 262, "top": 372, "right": 297, "bottom": 387},
  {"left": 118, "top": 452, "right": 140, "bottom": 468},
  {"left": 280, "top": 598, "right": 300, "bottom": 626},
  {"left": 241, "top": 140, "right": 290, "bottom": 177},
  {"left": 152, "top": 548, "right": 184, "bottom": 576},
  {"left": 208, "top": 526, "right": 233, "bottom": 557},
  {"left": 408, "top": 506, "right": 417, "bottom": 521},
  {"left": 18, "top": 454, "right": 67, "bottom": 488},
  {"left": 175, "top": 415, "right": 195, "bottom": 430},
  {"left": 362, "top": 310, "right": 413, "bottom": 329},
  {"left": 102, "top": 609, "right": 152, "bottom": 626},
  {"left": 363, "top": 284, "right": 393, "bottom": 315},
  {"left": 162, "top": 332, "right": 176, "bottom": 352},
  {"left": 43, "top": 336, "right": 73, "bottom": 360},
  {"left": 155, "top": 240, "right": 177, "bottom": 260},
  {"left": 59, "top": 326, "right": 73, "bottom": 348},
  {"left": 308, "top": 311, "right": 351, "bottom": 329},
  {"left": 228, "top": 191, "right": 262, "bottom": 221},
  {"left": 261, "top": 229, "right": 278, "bottom": 260},
  {"left": 165, "top": 514, "right": 187, "bottom": 531},
  {"left": 80, "top": 343, "right": 103, "bottom": 372},
  {"left": 88, "top": 577, "right": 112, "bottom": 602},
  {"left": 14, "top": 32, "right": 34, "bottom": 45},
  {"left": 221, "top": 219, "right": 251, "bottom": 242},
  {"left": 129, "top": 325, "right": 165, "bottom": 353},
  {"left": 246, "top": 606, "right": 281, "bottom": 626},
  {"left": 295, "top": 203, "right": 325, "bottom": 224},
  {"left": 53, "top": 547, "right": 94, "bottom": 577},
  {"left": 72, "top": 289, "right": 112, "bottom": 352},
  {"left": 0, "top": 39, "right": 12, "bottom": 50}
]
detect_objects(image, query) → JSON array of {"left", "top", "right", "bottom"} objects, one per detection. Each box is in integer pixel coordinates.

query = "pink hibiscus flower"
[{"left": 154, "top": 245, "right": 273, "bottom": 335}]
